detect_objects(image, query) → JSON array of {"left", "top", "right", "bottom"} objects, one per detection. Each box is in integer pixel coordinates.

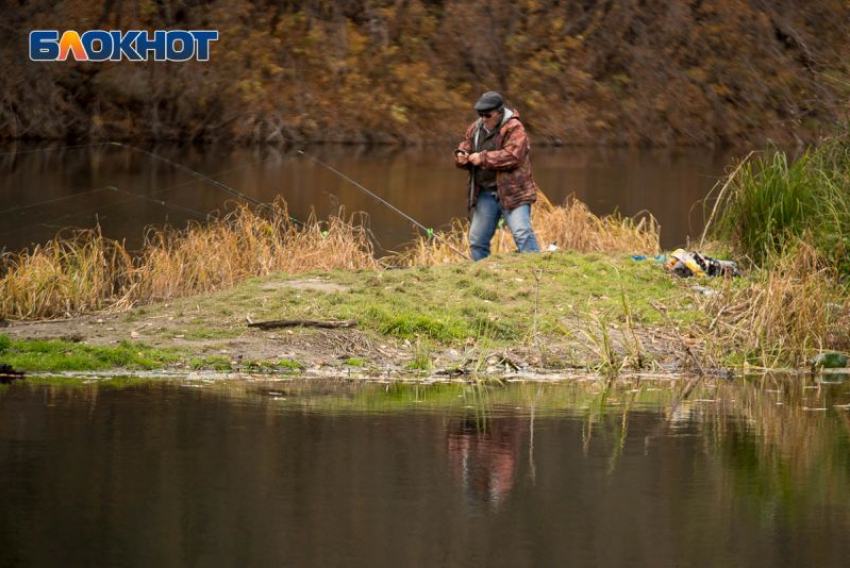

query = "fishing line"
[
  {"left": 0, "top": 187, "right": 127, "bottom": 238},
  {"left": 110, "top": 142, "right": 263, "bottom": 206},
  {"left": 0, "top": 177, "right": 234, "bottom": 238},
  {"left": 0, "top": 149, "right": 309, "bottom": 241},
  {"left": 0, "top": 154, "right": 306, "bottom": 239},
  {"left": 2, "top": 142, "right": 271, "bottom": 210},
  {"left": 0, "top": 163, "right": 245, "bottom": 238},
  {"left": 1, "top": 186, "right": 211, "bottom": 240},
  {"left": 0, "top": 161, "right": 256, "bottom": 226},
  {"left": 0, "top": 160, "right": 247, "bottom": 238},
  {"left": 106, "top": 186, "right": 211, "bottom": 220},
  {"left": 0, "top": 142, "right": 109, "bottom": 158},
  {"left": 111, "top": 142, "right": 303, "bottom": 225},
  {"left": 0, "top": 186, "right": 115, "bottom": 216},
  {"left": 298, "top": 149, "right": 470, "bottom": 260}
]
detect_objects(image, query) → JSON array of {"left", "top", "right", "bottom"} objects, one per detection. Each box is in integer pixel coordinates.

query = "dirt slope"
[{"left": 2, "top": 0, "right": 848, "bottom": 146}]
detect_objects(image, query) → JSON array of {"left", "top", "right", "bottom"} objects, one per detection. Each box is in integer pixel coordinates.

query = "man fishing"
[{"left": 454, "top": 91, "right": 541, "bottom": 261}]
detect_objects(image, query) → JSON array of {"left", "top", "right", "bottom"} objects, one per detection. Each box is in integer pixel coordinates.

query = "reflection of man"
[
  {"left": 454, "top": 91, "right": 541, "bottom": 261},
  {"left": 446, "top": 417, "right": 523, "bottom": 508}
]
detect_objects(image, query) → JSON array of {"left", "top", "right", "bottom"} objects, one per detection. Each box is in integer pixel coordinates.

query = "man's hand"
[
  {"left": 468, "top": 152, "right": 484, "bottom": 166},
  {"left": 455, "top": 152, "right": 469, "bottom": 166}
]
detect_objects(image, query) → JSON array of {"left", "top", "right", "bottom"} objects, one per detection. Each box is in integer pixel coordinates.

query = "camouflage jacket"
[{"left": 454, "top": 108, "right": 538, "bottom": 211}]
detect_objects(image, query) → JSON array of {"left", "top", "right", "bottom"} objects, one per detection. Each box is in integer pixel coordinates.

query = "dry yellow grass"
[
  {"left": 129, "top": 202, "right": 378, "bottom": 304},
  {"left": 535, "top": 194, "right": 660, "bottom": 254},
  {"left": 696, "top": 241, "right": 848, "bottom": 367},
  {"left": 0, "top": 229, "right": 133, "bottom": 319},
  {"left": 400, "top": 191, "right": 660, "bottom": 266},
  {"left": 0, "top": 194, "right": 664, "bottom": 319},
  {"left": 0, "top": 200, "right": 378, "bottom": 319}
]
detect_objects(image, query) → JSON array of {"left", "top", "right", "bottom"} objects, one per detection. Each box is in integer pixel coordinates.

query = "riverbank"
[
  {"left": 2, "top": 247, "right": 847, "bottom": 377},
  {"left": 4, "top": 137, "right": 850, "bottom": 377},
  {"left": 4, "top": 1, "right": 848, "bottom": 146},
  {"left": 0, "top": 251, "right": 699, "bottom": 376}
]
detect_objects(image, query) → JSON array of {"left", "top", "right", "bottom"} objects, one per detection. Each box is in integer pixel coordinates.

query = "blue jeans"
[{"left": 469, "top": 190, "right": 540, "bottom": 261}]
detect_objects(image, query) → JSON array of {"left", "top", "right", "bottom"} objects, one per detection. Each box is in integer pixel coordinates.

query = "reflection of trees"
[
  {"left": 701, "top": 376, "right": 850, "bottom": 521},
  {"left": 584, "top": 374, "right": 850, "bottom": 519}
]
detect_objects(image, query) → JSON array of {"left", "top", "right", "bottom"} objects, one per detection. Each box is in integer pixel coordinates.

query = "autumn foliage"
[{"left": 2, "top": 0, "right": 849, "bottom": 146}]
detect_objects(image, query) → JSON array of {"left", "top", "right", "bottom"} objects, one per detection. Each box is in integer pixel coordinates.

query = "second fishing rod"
[{"left": 298, "top": 150, "right": 470, "bottom": 260}]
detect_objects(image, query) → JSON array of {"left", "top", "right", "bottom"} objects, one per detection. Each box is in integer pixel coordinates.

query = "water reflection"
[
  {"left": 2, "top": 376, "right": 850, "bottom": 567},
  {"left": 447, "top": 415, "right": 524, "bottom": 510},
  {"left": 0, "top": 143, "right": 735, "bottom": 254}
]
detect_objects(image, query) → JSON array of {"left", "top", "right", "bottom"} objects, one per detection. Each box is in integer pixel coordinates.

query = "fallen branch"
[{"left": 247, "top": 318, "right": 357, "bottom": 330}]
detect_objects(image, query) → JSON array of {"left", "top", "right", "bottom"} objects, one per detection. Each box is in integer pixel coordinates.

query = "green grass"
[
  {"left": 181, "top": 327, "right": 241, "bottom": 341},
  {"left": 711, "top": 137, "right": 850, "bottom": 274},
  {"left": 22, "top": 375, "right": 162, "bottom": 389},
  {"left": 225, "top": 251, "right": 698, "bottom": 348},
  {"left": 243, "top": 359, "right": 304, "bottom": 372},
  {"left": 275, "top": 358, "right": 304, "bottom": 371},
  {"left": 189, "top": 356, "right": 232, "bottom": 371},
  {"left": 404, "top": 341, "right": 434, "bottom": 371},
  {"left": 0, "top": 335, "right": 180, "bottom": 372},
  {"left": 2, "top": 250, "right": 706, "bottom": 373},
  {"left": 187, "top": 356, "right": 304, "bottom": 372}
]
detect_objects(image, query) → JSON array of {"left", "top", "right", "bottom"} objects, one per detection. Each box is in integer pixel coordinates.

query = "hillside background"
[{"left": 2, "top": 0, "right": 849, "bottom": 146}]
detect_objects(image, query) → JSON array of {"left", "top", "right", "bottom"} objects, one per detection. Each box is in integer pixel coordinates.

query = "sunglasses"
[{"left": 478, "top": 110, "right": 498, "bottom": 118}]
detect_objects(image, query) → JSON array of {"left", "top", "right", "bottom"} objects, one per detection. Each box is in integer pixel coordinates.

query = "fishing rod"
[{"left": 297, "top": 149, "right": 470, "bottom": 260}]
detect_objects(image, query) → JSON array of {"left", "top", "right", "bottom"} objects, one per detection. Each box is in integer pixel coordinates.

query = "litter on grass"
[{"left": 664, "top": 249, "right": 739, "bottom": 278}]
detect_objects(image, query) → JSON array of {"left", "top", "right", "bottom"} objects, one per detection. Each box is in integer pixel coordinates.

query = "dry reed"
[
  {"left": 696, "top": 241, "right": 848, "bottom": 368},
  {"left": 400, "top": 192, "right": 660, "bottom": 266},
  {"left": 130, "top": 202, "right": 378, "bottom": 303},
  {"left": 1, "top": 193, "right": 662, "bottom": 318},
  {"left": 0, "top": 228, "right": 133, "bottom": 319},
  {"left": 0, "top": 200, "right": 378, "bottom": 319},
  {"left": 535, "top": 194, "right": 660, "bottom": 254}
]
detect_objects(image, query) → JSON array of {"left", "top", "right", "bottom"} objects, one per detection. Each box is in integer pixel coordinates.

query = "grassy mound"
[{"left": 0, "top": 196, "right": 660, "bottom": 320}]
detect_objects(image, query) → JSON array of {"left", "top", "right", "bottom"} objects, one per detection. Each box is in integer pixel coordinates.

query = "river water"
[
  {"left": 2, "top": 377, "right": 850, "bottom": 567},
  {"left": 0, "top": 144, "right": 734, "bottom": 254}
]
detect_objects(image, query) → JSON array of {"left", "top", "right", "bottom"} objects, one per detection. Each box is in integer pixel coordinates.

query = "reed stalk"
[
  {"left": 1, "top": 194, "right": 659, "bottom": 319},
  {"left": 0, "top": 200, "right": 378, "bottom": 319},
  {"left": 696, "top": 242, "right": 847, "bottom": 368},
  {"left": 709, "top": 137, "right": 850, "bottom": 275},
  {"left": 399, "top": 193, "right": 660, "bottom": 266}
]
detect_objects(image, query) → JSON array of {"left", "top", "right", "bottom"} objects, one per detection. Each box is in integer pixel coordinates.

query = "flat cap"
[{"left": 474, "top": 91, "right": 505, "bottom": 112}]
